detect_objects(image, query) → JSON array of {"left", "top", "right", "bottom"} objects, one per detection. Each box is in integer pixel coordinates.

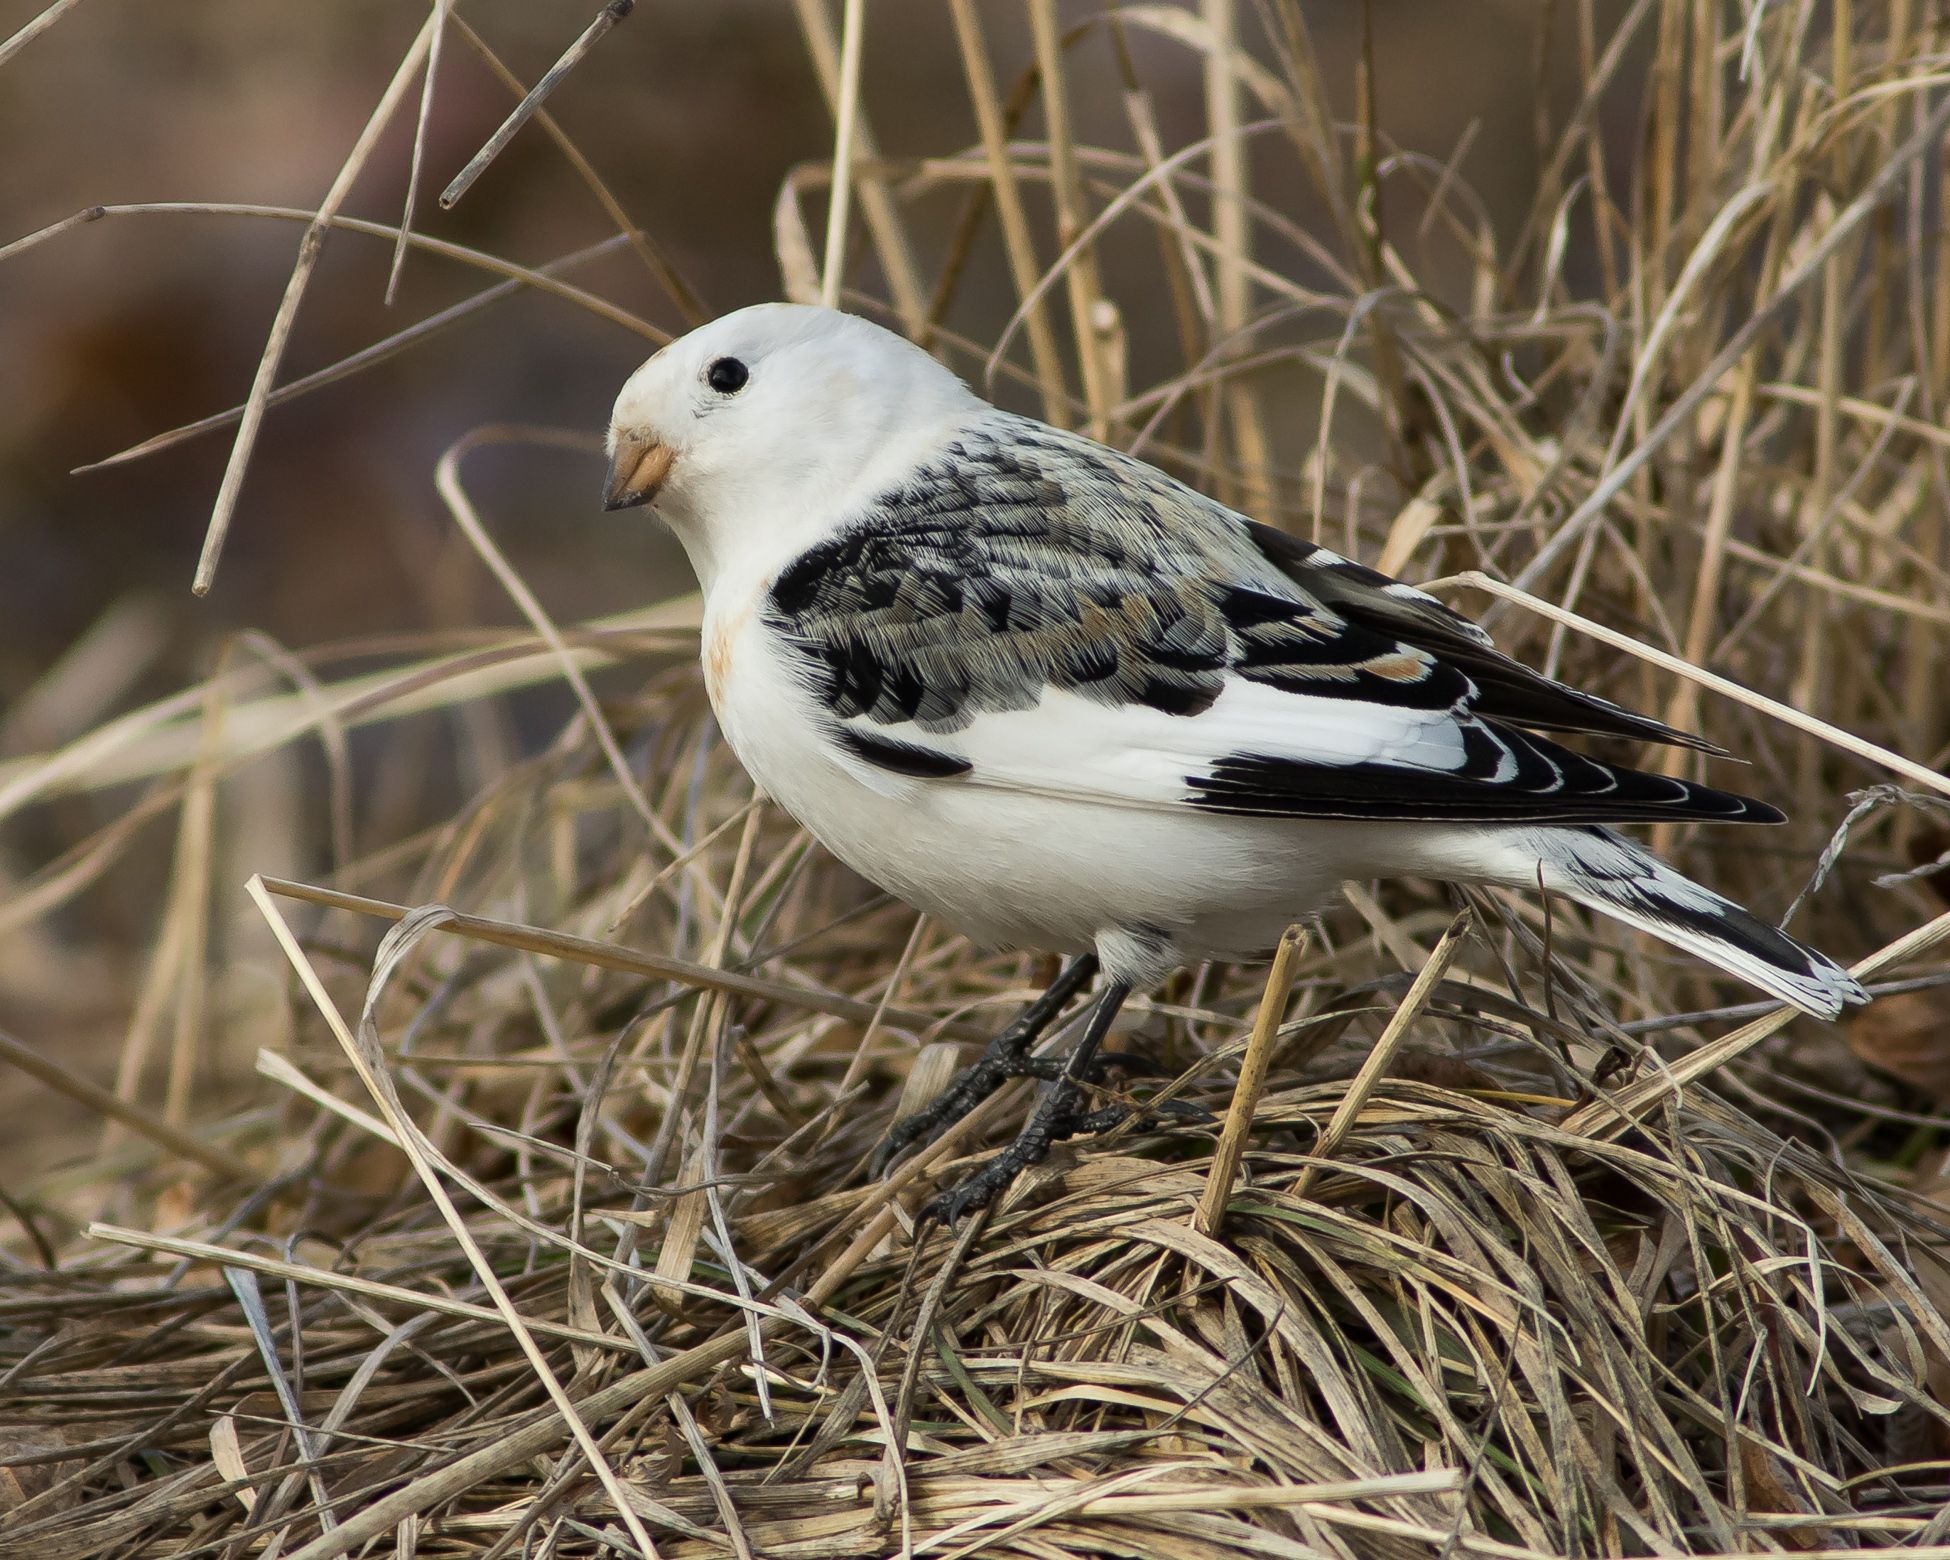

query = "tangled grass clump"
[{"left": 4, "top": 690, "right": 1948, "bottom": 1558}]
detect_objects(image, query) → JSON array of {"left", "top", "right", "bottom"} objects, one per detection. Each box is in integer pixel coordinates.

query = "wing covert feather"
[{"left": 764, "top": 418, "right": 1769, "bottom": 825}]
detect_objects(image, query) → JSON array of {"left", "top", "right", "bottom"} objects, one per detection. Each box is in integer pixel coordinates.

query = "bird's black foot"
[
  {"left": 911, "top": 977, "right": 1151, "bottom": 1227},
  {"left": 874, "top": 1044, "right": 1153, "bottom": 1175},
  {"left": 917, "top": 1089, "right": 1214, "bottom": 1227},
  {"left": 919, "top": 1071, "right": 1101, "bottom": 1226},
  {"left": 871, "top": 955, "right": 1099, "bottom": 1177},
  {"left": 881, "top": 964, "right": 1208, "bottom": 1227}
]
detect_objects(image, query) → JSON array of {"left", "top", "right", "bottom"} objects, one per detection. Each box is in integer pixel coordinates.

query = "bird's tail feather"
[{"left": 1510, "top": 826, "right": 1866, "bottom": 1019}]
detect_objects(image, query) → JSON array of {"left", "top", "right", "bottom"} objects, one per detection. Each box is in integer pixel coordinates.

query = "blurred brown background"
[
  {"left": 1, "top": 0, "right": 1621, "bottom": 690},
  {"left": 0, "top": 0, "right": 1631, "bottom": 1172}
]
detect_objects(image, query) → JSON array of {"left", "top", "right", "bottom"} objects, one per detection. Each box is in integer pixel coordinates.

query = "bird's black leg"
[
  {"left": 871, "top": 955, "right": 1099, "bottom": 1177},
  {"left": 920, "top": 979, "right": 1134, "bottom": 1227}
]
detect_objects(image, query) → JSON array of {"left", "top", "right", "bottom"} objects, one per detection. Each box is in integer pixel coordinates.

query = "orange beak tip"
[{"left": 602, "top": 438, "right": 675, "bottom": 511}]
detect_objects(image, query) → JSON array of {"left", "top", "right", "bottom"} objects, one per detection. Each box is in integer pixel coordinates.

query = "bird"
[{"left": 601, "top": 302, "right": 1867, "bottom": 1224}]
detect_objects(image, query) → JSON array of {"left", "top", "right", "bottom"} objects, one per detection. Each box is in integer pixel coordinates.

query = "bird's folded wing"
[{"left": 764, "top": 422, "right": 1766, "bottom": 825}]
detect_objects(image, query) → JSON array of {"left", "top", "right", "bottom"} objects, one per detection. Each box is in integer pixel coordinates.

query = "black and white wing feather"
[
  {"left": 765, "top": 419, "right": 1779, "bottom": 827},
  {"left": 1242, "top": 520, "right": 1728, "bottom": 755}
]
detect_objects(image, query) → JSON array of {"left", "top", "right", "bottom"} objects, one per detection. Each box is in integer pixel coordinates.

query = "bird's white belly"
[{"left": 702, "top": 593, "right": 1368, "bottom": 967}]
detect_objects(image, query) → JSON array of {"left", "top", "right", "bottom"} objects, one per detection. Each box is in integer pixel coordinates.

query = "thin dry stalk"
[
  {"left": 385, "top": 0, "right": 450, "bottom": 303},
  {"left": 818, "top": 0, "right": 866, "bottom": 310},
  {"left": 258, "top": 874, "right": 993, "bottom": 1042},
  {"left": 0, "top": 0, "right": 85, "bottom": 69},
  {"left": 439, "top": 0, "right": 634, "bottom": 212},
  {"left": 1293, "top": 909, "right": 1469, "bottom": 1199},
  {"left": 1437, "top": 570, "right": 1950, "bottom": 803},
  {"left": 191, "top": 11, "right": 438, "bottom": 595},
  {"left": 1194, "top": 923, "right": 1306, "bottom": 1234},
  {"left": 0, "top": 1030, "right": 236, "bottom": 1178}
]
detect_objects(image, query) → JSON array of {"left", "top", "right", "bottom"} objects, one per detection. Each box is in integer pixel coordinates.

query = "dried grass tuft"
[{"left": 8, "top": 2, "right": 1950, "bottom": 1556}]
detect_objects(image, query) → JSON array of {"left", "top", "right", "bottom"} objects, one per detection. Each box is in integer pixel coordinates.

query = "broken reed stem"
[
  {"left": 1194, "top": 923, "right": 1307, "bottom": 1235},
  {"left": 1292, "top": 910, "right": 1470, "bottom": 1201},
  {"left": 438, "top": 0, "right": 635, "bottom": 211}
]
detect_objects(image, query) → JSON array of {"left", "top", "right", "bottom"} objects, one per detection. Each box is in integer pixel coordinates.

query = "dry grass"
[{"left": 8, "top": 2, "right": 1950, "bottom": 1555}]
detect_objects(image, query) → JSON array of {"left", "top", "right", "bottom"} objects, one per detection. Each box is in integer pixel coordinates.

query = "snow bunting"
[{"left": 604, "top": 303, "right": 1866, "bottom": 1222}]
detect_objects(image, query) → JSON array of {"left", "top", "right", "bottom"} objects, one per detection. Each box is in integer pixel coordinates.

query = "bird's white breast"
[{"left": 697, "top": 569, "right": 1384, "bottom": 966}]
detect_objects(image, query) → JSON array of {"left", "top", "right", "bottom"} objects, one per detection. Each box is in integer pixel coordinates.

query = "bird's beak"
[{"left": 602, "top": 434, "right": 676, "bottom": 511}]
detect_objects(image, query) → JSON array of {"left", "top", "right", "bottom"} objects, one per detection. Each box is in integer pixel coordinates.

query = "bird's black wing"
[{"left": 1243, "top": 520, "right": 1725, "bottom": 754}]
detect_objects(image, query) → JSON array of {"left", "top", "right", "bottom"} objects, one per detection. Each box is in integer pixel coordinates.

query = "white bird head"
[{"left": 604, "top": 304, "right": 977, "bottom": 578}]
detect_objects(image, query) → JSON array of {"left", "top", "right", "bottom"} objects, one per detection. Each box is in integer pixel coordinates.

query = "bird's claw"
[
  {"left": 873, "top": 1047, "right": 1146, "bottom": 1177},
  {"left": 918, "top": 1163, "right": 1014, "bottom": 1229},
  {"left": 917, "top": 1076, "right": 1089, "bottom": 1227},
  {"left": 870, "top": 1060, "right": 1014, "bottom": 1177},
  {"left": 869, "top": 957, "right": 1101, "bottom": 1179},
  {"left": 915, "top": 1079, "right": 1207, "bottom": 1229}
]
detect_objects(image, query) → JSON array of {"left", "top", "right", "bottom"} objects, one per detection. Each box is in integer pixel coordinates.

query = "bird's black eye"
[{"left": 706, "top": 357, "right": 749, "bottom": 395}]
